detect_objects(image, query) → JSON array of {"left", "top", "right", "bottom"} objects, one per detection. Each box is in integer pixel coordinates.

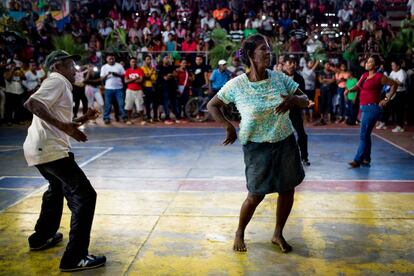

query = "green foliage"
[
  {"left": 310, "top": 47, "right": 328, "bottom": 63},
  {"left": 208, "top": 28, "right": 240, "bottom": 67},
  {"left": 104, "top": 28, "right": 133, "bottom": 57},
  {"left": 52, "top": 34, "right": 87, "bottom": 62},
  {"left": 268, "top": 37, "right": 283, "bottom": 57}
]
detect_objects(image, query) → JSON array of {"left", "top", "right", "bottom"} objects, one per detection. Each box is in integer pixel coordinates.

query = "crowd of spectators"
[{"left": 0, "top": 0, "right": 413, "bottom": 129}]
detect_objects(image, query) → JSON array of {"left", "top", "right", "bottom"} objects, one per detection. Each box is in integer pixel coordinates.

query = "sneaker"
[
  {"left": 392, "top": 126, "right": 404, "bottom": 133},
  {"left": 29, "top": 232, "right": 63, "bottom": 251},
  {"left": 126, "top": 120, "right": 133, "bottom": 125},
  {"left": 60, "top": 255, "right": 106, "bottom": 272},
  {"left": 376, "top": 122, "right": 386, "bottom": 130},
  {"left": 104, "top": 119, "right": 110, "bottom": 125},
  {"left": 348, "top": 161, "right": 360, "bottom": 168},
  {"left": 302, "top": 159, "right": 311, "bottom": 166},
  {"left": 164, "top": 119, "right": 174, "bottom": 125}
]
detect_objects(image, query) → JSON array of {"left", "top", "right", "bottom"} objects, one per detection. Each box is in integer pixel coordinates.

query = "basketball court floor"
[{"left": 0, "top": 125, "right": 413, "bottom": 275}]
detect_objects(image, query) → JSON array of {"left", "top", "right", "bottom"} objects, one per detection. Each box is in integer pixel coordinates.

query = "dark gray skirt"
[{"left": 242, "top": 134, "right": 305, "bottom": 195}]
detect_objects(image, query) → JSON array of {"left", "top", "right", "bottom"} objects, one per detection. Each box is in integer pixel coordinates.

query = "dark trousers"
[
  {"left": 31, "top": 153, "right": 97, "bottom": 264},
  {"left": 4, "top": 92, "right": 23, "bottom": 123},
  {"left": 72, "top": 85, "right": 88, "bottom": 119},
  {"left": 319, "top": 86, "right": 333, "bottom": 117},
  {"left": 143, "top": 86, "right": 158, "bottom": 120},
  {"left": 392, "top": 92, "right": 406, "bottom": 127},
  {"left": 177, "top": 89, "right": 189, "bottom": 119},
  {"left": 290, "top": 107, "right": 308, "bottom": 161},
  {"left": 345, "top": 99, "right": 358, "bottom": 125},
  {"left": 162, "top": 85, "right": 178, "bottom": 120}
]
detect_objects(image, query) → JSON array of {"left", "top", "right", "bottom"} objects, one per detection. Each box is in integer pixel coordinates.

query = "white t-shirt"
[
  {"left": 337, "top": 9, "right": 353, "bottom": 22},
  {"left": 23, "top": 72, "right": 73, "bottom": 166},
  {"left": 389, "top": 69, "right": 407, "bottom": 92},
  {"left": 100, "top": 63, "right": 125, "bottom": 89},
  {"left": 200, "top": 17, "right": 216, "bottom": 29},
  {"left": 24, "top": 70, "right": 45, "bottom": 91},
  {"left": 301, "top": 66, "right": 316, "bottom": 90}
]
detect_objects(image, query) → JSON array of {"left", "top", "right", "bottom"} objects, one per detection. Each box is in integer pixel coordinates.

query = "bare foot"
[
  {"left": 233, "top": 231, "right": 247, "bottom": 252},
  {"left": 271, "top": 235, "right": 292, "bottom": 253}
]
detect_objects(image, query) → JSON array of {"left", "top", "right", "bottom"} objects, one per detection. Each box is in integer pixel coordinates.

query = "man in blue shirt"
[{"left": 209, "top": 59, "right": 232, "bottom": 96}]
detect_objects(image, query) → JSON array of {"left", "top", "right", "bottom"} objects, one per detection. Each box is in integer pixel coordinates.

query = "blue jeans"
[
  {"left": 333, "top": 87, "right": 346, "bottom": 118},
  {"left": 353, "top": 104, "right": 382, "bottom": 163},
  {"left": 104, "top": 88, "right": 126, "bottom": 121}
]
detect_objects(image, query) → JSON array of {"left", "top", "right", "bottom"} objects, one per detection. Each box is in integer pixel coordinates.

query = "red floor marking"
[
  {"left": 298, "top": 180, "right": 414, "bottom": 192},
  {"left": 179, "top": 180, "right": 414, "bottom": 193}
]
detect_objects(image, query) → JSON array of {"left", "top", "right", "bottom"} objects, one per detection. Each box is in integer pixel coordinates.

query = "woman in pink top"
[
  {"left": 334, "top": 62, "right": 350, "bottom": 122},
  {"left": 347, "top": 55, "right": 398, "bottom": 168}
]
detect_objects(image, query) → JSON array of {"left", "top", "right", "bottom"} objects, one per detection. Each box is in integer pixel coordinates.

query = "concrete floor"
[{"left": 0, "top": 126, "right": 413, "bottom": 275}]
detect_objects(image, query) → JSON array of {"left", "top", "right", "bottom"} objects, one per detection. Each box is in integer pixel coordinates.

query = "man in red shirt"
[{"left": 124, "top": 57, "right": 144, "bottom": 125}]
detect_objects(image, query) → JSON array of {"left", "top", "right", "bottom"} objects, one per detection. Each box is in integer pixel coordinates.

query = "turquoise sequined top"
[{"left": 217, "top": 69, "right": 299, "bottom": 145}]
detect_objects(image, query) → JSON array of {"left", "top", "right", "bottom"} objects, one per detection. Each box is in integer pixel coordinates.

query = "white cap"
[{"left": 218, "top": 59, "right": 227, "bottom": 65}]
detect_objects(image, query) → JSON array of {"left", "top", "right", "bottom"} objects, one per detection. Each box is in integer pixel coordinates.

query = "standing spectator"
[
  {"left": 300, "top": 59, "right": 319, "bottom": 122},
  {"left": 283, "top": 56, "right": 311, "bottom": 166},
  {"left": 348, "top": 55, "right": 398, "bottom": 168},
  {"left": 334, "top": 62, "right": 350, "bottom": 122},
  {"left": 344, "top": 70, "right": 359, "bottom": 125},
  {"left": 83, "top": 64, "right": 104, "bottom": 122},
  {"left": 209, "top": 59, "right": 232, "bottom": 96},
  {"left": 175, "top": 59, "right": 191, "bottom": 121},
  {"left": 317, "top": 62, "right": 336, "bottom": 125},
  {"left": 191, "top": 55, "right": 210, "bottom": 97},
  {"left": 4, "top": 62, "right": 26, "bottom": 125},
  {"left": 23, "top": 60, "right": 45, "bottom": 96},
  {"left": 157, "top": 55, "right": 178, "bottom": 125},
  {"left": 124, "top": 57, "right": 145, "bottom": 125},
  {"left": 72, "top": 66, "right": 88, "bottom": 120},
  {"left": 141, "top": 55, "right": 158, "bottom": 122},
  {"left": 100, "top": 54, "right": 127, "bottom": 124},
  {"left": 389, "top": 60, "right": 408, "bottom": 132}
]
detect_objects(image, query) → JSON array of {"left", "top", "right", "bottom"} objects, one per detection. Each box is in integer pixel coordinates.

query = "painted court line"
[
  {"left": 0, "top": 147, "right": 114, "bottom": 213},
  {"left": 88, "top": 133, "right": 223, "bottom": 143},
  {"left": 373, "top": 133, "right": 414, "bottom": 157}
]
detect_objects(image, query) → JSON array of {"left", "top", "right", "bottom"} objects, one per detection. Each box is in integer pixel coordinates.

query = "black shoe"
[
  {"left": 348, "top": 161, "right": 360, "bottom": 168},
  {"left": 60, "top": 255, "right": 106, "bottom": 272},
  {"left": 29, "top": 232, "right": 63, "bottom": 251},
  {"left": 302, "top": 159, "right": 311, "bottom": 166},
  {"left": 104, "top": 119, "right": 110, "bottom": 125}
]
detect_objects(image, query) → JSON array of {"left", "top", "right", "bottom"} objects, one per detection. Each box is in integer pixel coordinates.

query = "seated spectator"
[
  {"left": 228, "top": 22, "right": 244, "bottom": 43},
  {"left": 201, "top": 12, "right": 216, "bottom": 30}
]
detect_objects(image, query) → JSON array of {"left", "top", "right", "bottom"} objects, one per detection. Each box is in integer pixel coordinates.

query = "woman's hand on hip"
[{"left": 223, "top": 123, "right": 237, "bottom": 145}]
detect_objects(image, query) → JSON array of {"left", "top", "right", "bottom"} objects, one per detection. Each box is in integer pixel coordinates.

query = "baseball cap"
[
  {"left": 44, "top": 50, "right": 80, "bottom": 70},
  {"left": 218, "top": 59, "right": 227, "bottom": 65}
]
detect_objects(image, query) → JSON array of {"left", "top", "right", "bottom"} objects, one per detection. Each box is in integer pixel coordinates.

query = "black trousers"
[
  {"left": 143, "top": 86, "right": 158, "bottom": 120},
  {"left": 290, "top": 107, "right": 308, "bottom": 161},
  {"left": 319, "top": 86, "right": 333, "bottom": 116},
  {"left": 72, "top": 85, "right": 88, "bottom": 118},
  {"left": 32, "top": 153, "right": 96, "bottom": 264},
  {"left": 392, "top": 92, "right": 406, "bottom": 127},
  {"left": 4, "top": 92, "right": 23, "bottom": 123}
]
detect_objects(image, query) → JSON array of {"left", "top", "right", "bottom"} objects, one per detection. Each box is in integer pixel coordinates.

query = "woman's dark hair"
[
  {"left": 144, "top": 54, "right": 152, "bottom": 60},
  {"left": 240, "top": 34, "right": 267, "bottom": 67},
  {"left": 369, "top": 54, "right": 381, "bottom": 68}
]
